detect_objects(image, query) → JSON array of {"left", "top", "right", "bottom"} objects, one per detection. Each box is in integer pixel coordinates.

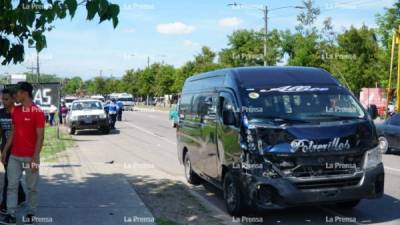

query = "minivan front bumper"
[{"left": 242, "top": 163, "right": 384, "bottom": 210}]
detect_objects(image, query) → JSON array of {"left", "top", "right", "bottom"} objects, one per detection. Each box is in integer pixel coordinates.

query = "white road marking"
[
  {"left": 121, "top": 121, "right": 177, "bottom": 145},
  {"left": 384, "top": 166, "right": 400, "bottom": 173}
]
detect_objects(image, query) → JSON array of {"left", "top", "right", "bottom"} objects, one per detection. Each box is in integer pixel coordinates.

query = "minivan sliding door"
[{"left": 198, "top": 94, "right": 219, "bottom": 180}]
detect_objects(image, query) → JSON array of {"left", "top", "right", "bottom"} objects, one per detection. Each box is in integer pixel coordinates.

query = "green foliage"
[
  {"left": 219, "top": 29, "right": 282, "bottom": 66},
  {"left": 63, "top": 76, "right": 83, "bottom": 95},
  {"left": 376, "top": 1, "right": 400, "bottom": 49},
  {"left": 0, "top": 0, "right": 120, "bottom": 65}
]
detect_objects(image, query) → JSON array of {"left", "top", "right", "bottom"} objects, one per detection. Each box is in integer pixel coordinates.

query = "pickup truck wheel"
[
  {"left": 68, "top": 127, "right": 76, "bottom": 135},
  {"left": 335, "top": 199, "right": 361, "bottom": 209},
  {"left": 100, "top": 127, "right": 110, "bottom": 134},
  {"left": 184, "top": 153, "right": 202, "bottom": 185},
  {"left": 378, "top": 136, "right": 389, "bottom": 154},
  {"left": 223, "top": 171, "right": 244, "bottom": 216}
]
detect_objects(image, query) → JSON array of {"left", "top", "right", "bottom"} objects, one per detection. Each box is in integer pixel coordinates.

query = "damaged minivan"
[{"left": 177, "top": 67, "right": 384, "bottom": 215}]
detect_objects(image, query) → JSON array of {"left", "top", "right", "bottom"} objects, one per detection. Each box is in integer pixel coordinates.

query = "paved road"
[{"left": 76, "top": 110, "right": 400, "bottom": 225}]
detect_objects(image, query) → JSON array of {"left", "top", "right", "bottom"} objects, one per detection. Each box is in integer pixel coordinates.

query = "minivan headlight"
[
  {"left": 99, "top": 113, "right": 107, "bottom": 119},
  {"left": 363, "top": 146, "right": 382, "bottom": 169},
  {"left": 71, "top": 115, "right": 78, "bottom": 121}
]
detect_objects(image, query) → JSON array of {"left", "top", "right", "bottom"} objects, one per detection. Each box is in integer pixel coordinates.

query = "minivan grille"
[
  {"left": 266, "top": 153, "right": 364, "bottom": 178},
  {"left": 294, "top": 176, "right": 361, "bottom": 190}
]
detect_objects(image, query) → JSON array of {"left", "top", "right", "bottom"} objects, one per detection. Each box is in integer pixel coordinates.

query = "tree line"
[{"left": 6, "top": 0, "right": 400, "bottom": 98}]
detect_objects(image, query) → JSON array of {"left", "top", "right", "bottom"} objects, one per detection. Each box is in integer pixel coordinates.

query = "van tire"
[
  {"left": 335, "top": 199, "right": 361, "bottom": 209},
  {"left": 223, "top": 171, "right": 244, "bottom": 216},
  {"left": 184, "top": 153, "right": 202, "bottom": 185},
  {"left": 378, "top": 136, "right": 390, "bottom": 154}
]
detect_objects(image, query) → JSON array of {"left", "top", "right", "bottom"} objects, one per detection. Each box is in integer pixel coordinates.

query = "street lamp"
[{"left": 228, "top": 2, "right": 304, "bottom": 66}]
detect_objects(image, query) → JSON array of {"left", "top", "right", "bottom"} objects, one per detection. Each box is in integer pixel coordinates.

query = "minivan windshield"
[
  {"left": 72, "top": 101, "right": 103, "bottom": 111},
  {"left": 241, "top": 86, "right": 365, "bottom": 122}
]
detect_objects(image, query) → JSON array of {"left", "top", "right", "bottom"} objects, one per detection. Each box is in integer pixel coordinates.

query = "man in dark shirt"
[{"left": 0, "top": 89, "right": 25, "bottom": 215}]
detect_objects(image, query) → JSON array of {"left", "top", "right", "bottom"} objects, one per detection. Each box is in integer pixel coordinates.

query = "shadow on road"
[{"left": 189, "top": 178, "right": 400, "bottom": 225}]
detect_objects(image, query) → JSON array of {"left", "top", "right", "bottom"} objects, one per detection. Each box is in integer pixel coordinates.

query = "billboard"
[{"left": 4, "top": 83, "right": 61, "bottom": 107}]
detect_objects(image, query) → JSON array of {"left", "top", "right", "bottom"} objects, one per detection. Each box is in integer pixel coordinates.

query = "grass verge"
[{"left": 41, "top": 125, "right": 74, "bottom": 161}]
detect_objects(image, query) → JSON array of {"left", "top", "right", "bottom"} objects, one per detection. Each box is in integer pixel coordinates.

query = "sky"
[{"left": 0, "top": 0, "right": 397, "bottom": 79}]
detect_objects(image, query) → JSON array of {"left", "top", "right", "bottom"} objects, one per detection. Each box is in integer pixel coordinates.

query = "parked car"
[
  {"left": 376, "top": 113, "right": 400, "bottom": 154},
  {"left": 66, "top": 99, "right": 110, "bottom": 135},
  {"left": 64, "top": 96, "right": 79, "bottom": 109},
  {"left": 169, "top": 104, "right": 179, "bottom": 128},
  {"left": 177, "top": 66, "right": 384, "bottom": 216}
]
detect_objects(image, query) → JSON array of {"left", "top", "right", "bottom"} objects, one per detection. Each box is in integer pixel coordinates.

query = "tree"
[
  {"left": 333, "top": 26, "right": 386, "bottom": 94},
  {"left": 121, "top": 69, "right": 139, "bottom": 95},
  {"left": 376, "top": 1, "right": 400, "bottom": 49},
  {"left": 154, "top": 64, "right": 176, "bottom": 96},
  {"left": 296, "top": 0, "right": 320, "bottom": 34},
  {"left": 219, "top": 29, "right": 282, "bottom": 66},
  {"left": 0, "top": 0, "right": 120, "bottom": 65},
  {"left": 63, "top": 76, "right": 83, "bottom": 95},
  {"left": 173, "top": 46, "right": 222, "bottom": 93}
]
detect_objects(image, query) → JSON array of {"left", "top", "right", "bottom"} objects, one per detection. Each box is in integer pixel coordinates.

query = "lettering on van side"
[
  {"left": 290, "top": 138, "right": 351, "bottom": 153},
  {"left": 262, "top": 86, "right": 329, "bottom": 93}
]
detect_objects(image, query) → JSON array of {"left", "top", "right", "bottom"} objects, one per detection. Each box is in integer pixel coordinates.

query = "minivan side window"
[
  {"left": 179, "top": 94, "right": 193, "bottom": 120},
  {"left": 219, "top": 96, "right": 237, "bottom": 127}
]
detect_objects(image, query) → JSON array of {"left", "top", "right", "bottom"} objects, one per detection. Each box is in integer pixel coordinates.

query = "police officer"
[
  {"left": 116, "top": 100, "right": 124, "bottom": 121},
  {"left": 108, "top": 99, "right": 119, "bottom": 129}
]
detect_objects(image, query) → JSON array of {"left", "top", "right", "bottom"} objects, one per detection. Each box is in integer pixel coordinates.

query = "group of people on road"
[{"left": 0, "top": 82, "right": 45, "bottom": 225}]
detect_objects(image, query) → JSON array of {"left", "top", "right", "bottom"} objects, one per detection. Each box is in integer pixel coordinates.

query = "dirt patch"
[{"left": 129, "top": 175, "right": 225, "bottom": 225}]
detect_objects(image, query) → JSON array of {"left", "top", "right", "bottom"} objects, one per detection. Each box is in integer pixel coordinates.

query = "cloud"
[
  {"left": 156, "top": 22, "right": 196, "bottom": 35},
  {"left": 183, "top": 40, "right": 200, "bottom": 48},
  {"left": 218, "top": 17, "right": 242, "bottom": 27}
]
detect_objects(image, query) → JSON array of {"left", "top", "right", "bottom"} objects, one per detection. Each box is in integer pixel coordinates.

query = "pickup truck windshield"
[
  {"left": 72, "top": 101, "right": 103, "bottom": 111},
  {"left": 242, "top": 86, "right": 365, "bottom": 121},
  {"left": 118, "top": 98, "right": 133, "bottom": 102}
]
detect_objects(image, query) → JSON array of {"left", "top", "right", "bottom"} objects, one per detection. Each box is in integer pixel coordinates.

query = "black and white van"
[{"left": 176, "top": 67, "right": 384, "bottom": 215}]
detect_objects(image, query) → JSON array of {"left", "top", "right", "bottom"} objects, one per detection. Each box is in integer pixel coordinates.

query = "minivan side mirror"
[
  {"left": 367, "top": 104, "right": 378, "bottom": 120},
  {"left": 222, "top": 109, "right": 236, "bottom": 126}
]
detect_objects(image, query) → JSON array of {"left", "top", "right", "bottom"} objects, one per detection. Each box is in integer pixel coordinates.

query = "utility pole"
[
  {"left": 228, "top": 3, "right": 303, "bottom": 67},
  {"left": 263, "top": 5, "right": 268, "bottom": 66},
  {"left": 396, "top": 25, "right": 400, "bottom": 112},
  {"left": 36, "top": 51, "right": 40, "bottom": 83}
]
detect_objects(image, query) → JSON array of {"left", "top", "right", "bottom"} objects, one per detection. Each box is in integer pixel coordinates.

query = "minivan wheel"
[
  {"left": 378, "top": 136, "right": 389, "bottom": 154},
  {"left": 184, "top": 153, "right": 202, "bottom": 185},
  {"left": 335, "top": 199, "right": 361, "bottom": 209},
  {"left": 223, "top": 171, "right": 244, "bottom": 216}
]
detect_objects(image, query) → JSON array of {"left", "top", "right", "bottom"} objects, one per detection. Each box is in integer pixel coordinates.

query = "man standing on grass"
[
  {"left": 0, "top": 88, "right": 26, "bottom": 215},
  {"left": 0, "top": 82, "right": 45, "bottom": 225}
]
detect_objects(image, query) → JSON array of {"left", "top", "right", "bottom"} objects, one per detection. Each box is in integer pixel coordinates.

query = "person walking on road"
[
  {"left": 108, "top": 99, "right": 118, "bottom": 129},
  {"left": 0, "top": 82, "right": 45, "bottom": 225},
  {"left": 0, "top": 89, "right": 26, "bottom": 215},
  {"left": 49, "top": 104, "right": 57, "bottom": 126}
]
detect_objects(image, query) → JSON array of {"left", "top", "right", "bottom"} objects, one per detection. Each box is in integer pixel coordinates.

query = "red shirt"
[{"left": 11, "top": 104, "right": 45, "bottom": 157}]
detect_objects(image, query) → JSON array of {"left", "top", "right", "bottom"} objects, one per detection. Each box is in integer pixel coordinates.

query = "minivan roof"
[
  {"left": 231, "top": 67, "right": 340, "bottom": 88},
  {"left": 186, "top": 66, "right": 341, "bottom": 89}
]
